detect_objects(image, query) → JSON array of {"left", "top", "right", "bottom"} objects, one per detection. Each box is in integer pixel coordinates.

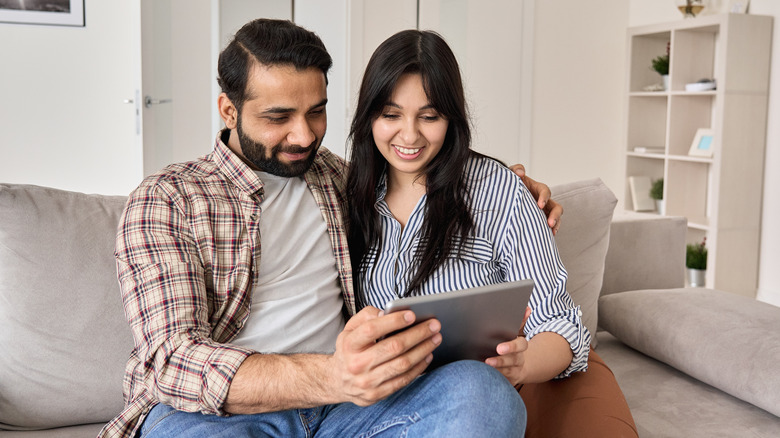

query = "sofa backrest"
[
  {"left": 0, "top": 178, "right": 619, "bottom": 430},
  {"left": 0, "top": 184, "right": 132, "bottom": 431}
]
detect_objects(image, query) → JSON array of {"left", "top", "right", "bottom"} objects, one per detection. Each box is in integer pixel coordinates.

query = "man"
[{"left": 100, "top": 18, "right": 561, "bottom": 438}]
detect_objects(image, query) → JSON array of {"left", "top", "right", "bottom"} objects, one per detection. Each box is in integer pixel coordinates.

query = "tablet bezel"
[{"left": 384, "top": 279, "right": 534, "bottom": 369}]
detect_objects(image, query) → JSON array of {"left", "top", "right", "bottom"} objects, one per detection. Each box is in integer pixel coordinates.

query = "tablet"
[{"left": 384, "top": 279, "right": 534, "bottom": 369}]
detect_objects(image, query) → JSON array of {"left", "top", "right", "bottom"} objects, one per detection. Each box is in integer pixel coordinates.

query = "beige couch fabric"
[
  {"left": 551, "top": 178, "right": 617, "bottom": 348},
  {"left": 599, "top": 288, "right": 780, "bottom": 418},
  {"left": 0, "top": 184, "right": 133, "bottom": 430}
]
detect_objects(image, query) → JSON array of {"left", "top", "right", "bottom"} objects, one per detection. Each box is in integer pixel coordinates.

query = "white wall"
[
  {"left": 626, "top": 0, "right": 780, "bottom": 306},
  {"left": 0, "top": 0, "right": 142, "bottom": 195},
  {"left": 528, "top": 1, "right": 628, "bottom": 195}
]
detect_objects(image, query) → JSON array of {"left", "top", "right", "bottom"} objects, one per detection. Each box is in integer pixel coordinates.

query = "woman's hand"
[
  {"left": 485, "top": 336, "right": 530, "bottom": 388},
  {"left": 509, "top": 164, "right": 563, "bottom": 235},
  {"left": 485, "top": 306, "right": 532, "bottom": 387}
]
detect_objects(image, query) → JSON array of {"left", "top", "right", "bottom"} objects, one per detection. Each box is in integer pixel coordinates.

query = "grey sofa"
[{"left": 1, "top": 179, "right": 779, "bottom": 437}]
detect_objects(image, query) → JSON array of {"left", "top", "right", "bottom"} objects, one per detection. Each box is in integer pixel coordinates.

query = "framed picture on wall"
[
  {"left": 0, "top": 0, "right": 84, "bottom": 27},
  {"left": 688, "top": 128, "right": 714, "bottom": 158}
]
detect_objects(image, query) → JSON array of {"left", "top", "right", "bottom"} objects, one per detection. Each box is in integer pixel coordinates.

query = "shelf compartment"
[
  {"left": 627, "top": 96, "right": 668, "bottom": 152},
  {"left": 666, "top": 160, "right": 711, "bottom": 224},
  {"left": 668, "top": 94, "right": 715, "bottom": 156},
  {"left": 628, "top": 31, "right": 671, "bottom": 93},
  {"left": 671, "top": 26, "right": 718, "bottom": 92},
  {"left": 624, "top": 156, "right": 664, "bottom": 213}
]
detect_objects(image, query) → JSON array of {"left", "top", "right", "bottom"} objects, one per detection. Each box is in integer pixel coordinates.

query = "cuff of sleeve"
[
  {"left": 202, "top": 344, "right": 256, "bottom": 416},
  {"left": 525, "top": 307, "right": 591, "bottom": 379}
]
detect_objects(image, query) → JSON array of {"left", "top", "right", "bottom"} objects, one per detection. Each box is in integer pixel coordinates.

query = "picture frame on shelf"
[
  {"left": 688, "top": 128, "right": 714, "bottom": 158},
  {"left": 728, "top": 0, "right": 750, "bottom": 14},
  {"left": 0, "top": 0, "right": 84, "bottom": 27}
]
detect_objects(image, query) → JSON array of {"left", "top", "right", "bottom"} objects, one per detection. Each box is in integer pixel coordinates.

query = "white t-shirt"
[{"left": 231, "top": 171, "right": 345, "bottom": 353}]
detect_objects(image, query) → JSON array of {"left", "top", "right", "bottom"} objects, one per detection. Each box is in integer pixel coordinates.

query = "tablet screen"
[{"left": 384, "top": 279, "right": 534, "bottom": 369}]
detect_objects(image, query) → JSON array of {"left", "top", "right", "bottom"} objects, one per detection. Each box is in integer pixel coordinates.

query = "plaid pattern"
[{"left": 99, "top": 132, "right": 354, "bottom": 438}]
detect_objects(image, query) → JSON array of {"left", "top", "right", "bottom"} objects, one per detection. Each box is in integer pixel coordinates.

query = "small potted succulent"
[
  {"left": 686, "top": 237, "right": 707, "bottom": 287},
  {"left": 649, "top": 178, "right": 664, "bottom": 215},
  {"left": 651, "top": 42, "right": 670, "bottom": 90}
]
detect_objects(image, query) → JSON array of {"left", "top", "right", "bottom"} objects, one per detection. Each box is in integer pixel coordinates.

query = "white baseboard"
[{"left": 756, "top": 287, "right": 780, "bottom": 308}]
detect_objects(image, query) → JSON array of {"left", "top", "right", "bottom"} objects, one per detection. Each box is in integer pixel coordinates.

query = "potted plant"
[
  {"left": 650, "top": 42, "right": 670, "bottom": 90},
  {"left": 686, "top": 237, "right": 707, "bottom": 287},
  {"left": 649, "top": 178, "right": 664, "bottom": 215}
]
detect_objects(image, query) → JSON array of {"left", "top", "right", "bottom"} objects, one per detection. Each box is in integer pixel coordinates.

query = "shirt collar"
[{"left": 212, "top": 129, "right": 265, "bottom": 198}]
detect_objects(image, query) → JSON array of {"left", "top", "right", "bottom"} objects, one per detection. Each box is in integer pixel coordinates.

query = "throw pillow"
[
  {"left": 599, "top": 288, "right": 780, "bottom": 417},
  {"left": 0, "top": 184, "right": 132, "bottom": 430}
]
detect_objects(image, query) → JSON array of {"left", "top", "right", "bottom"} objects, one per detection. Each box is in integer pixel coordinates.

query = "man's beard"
[{"left": 236, "top": 116, "right": 320, "bottom": 177}]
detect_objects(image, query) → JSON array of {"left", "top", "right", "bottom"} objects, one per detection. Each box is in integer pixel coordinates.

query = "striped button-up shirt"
[
  {"left": 362, "top": 156, "right": 590, "bottom": 377},
  {"left": 99, "top": 132, "right": 354, "bottom": 438}
]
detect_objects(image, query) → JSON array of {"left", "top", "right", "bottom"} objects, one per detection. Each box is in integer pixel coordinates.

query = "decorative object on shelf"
[
  {"left": 685, "top": 78, "right": 717, "bottom": 92},
  {"left": 676, "top": 0, "right": 705, "bottom": 18},
  {"left": 650, "top": 42, "right": 671, "bottom": 91},
  {"left": 650, "top": 178, "right": 665, "bottom": 215},
  {"left": 642, "top": 83, "right": 666, "bottom": 92},
  {"left": 686, "top": 238, "right": 707, "bottom": 287},
  {"left": 633, "top": 146, "right": 665, "bottom": 154},
  {"left": 628, "top": 176, "right": 656, "bottom": 212},
  {"left": 0, "top": 0, "right": 84, "bottom": 27},
  {"left": 729, "top": 0, "right": 750, "bottom": 14},
  {"left": 688, "top": 128, "right": 714, "bottom": 157}
]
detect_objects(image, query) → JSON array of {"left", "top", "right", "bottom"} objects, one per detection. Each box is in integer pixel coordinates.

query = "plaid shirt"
[{"left": 99, "top": 132, "right": 354, "bottom": 438}]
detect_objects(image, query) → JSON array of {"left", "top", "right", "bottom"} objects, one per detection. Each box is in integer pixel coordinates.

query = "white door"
[
  {"left": 133, "top": 0, "right": 299, "bottom": 177},
  {"left": 132, "top": 0, "right": 217, "bottom": 177}
]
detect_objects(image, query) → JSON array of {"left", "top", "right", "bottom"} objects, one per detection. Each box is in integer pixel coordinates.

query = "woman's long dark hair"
[{"left": 345, "top": 30, "right": 480, "bottom": 307}]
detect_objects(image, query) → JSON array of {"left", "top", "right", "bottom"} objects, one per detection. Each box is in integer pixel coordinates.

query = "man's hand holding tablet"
[{"left": 384, "top": 280, "right": 535, "bottom": 370}]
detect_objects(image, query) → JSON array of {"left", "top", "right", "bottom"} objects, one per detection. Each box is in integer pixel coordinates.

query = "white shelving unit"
[{"left": 623, "top": 13, "right": 772, "bottom": 297}]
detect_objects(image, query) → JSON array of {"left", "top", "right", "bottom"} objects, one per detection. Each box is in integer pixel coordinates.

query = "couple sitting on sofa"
[{"left": 101, "top": 18, "right": 634, "bottom": 438}]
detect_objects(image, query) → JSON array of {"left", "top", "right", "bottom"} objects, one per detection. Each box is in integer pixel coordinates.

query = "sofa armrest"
[{"left": 601, "top": 212, "right": 687, "bottom": 297}]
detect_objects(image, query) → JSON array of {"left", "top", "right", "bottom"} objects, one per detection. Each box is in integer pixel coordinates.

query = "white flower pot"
[
  {"left": 688, "top": 268, "right": 706, "bottom": 287},
  {"left": 662, "top": 74, "right": 670, "bottom": 90},
  {"left": 656, "top": 199, "right": 665, "bottom": 215}
]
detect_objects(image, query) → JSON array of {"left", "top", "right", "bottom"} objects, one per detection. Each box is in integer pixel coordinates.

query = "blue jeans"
[{"left": 139, "top": 360, "right": 526, "bottom": 437}]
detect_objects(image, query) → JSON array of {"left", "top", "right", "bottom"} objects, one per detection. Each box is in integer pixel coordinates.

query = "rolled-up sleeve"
[
  {"left": 500, "top": 180, "right": 590, "bottom": 378},
  {"left": 116, "top": 182, "right": 255, "bottom": 415}
]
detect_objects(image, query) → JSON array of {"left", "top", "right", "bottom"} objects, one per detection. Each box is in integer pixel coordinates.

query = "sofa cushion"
[
  {"left": 0, "top": 184, "right": 133, "bottom": 431},
  {"left": 551, "top": 178, "right": 617, "bottom": 348},
  {"left": 599, "top": 288, "right": 780, "bottom": 418}
]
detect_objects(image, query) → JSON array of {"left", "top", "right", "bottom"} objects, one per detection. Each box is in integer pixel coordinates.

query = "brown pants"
[{"left": 519, "top": 349, "right": 638, "bottom": 438}]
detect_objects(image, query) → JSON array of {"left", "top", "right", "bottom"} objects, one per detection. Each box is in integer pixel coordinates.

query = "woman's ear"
[{"left": 218, "top": 93, "right": 238, "bottom": 129}]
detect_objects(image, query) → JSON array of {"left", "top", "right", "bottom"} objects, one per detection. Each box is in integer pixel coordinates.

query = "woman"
[{"left": 345, "top": 29, "right": 589, "bottom": 387}]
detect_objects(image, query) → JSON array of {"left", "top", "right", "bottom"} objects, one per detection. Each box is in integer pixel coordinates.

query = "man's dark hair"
[{"left": 217, "top": 18, "right": 332, "bottom": 111}]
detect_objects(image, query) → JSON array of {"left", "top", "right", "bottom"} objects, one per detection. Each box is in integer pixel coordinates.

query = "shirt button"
[
  {"left": 250, "top": 213, "right": 258, "bottom": 221},
  {"left": 578, "top": 310, "right": 583, "bottom": 317}
]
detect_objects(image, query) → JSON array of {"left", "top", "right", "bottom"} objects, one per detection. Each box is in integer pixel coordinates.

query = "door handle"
[{"left": 144, "top": 95, "right": 173, "bottom": 108}]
